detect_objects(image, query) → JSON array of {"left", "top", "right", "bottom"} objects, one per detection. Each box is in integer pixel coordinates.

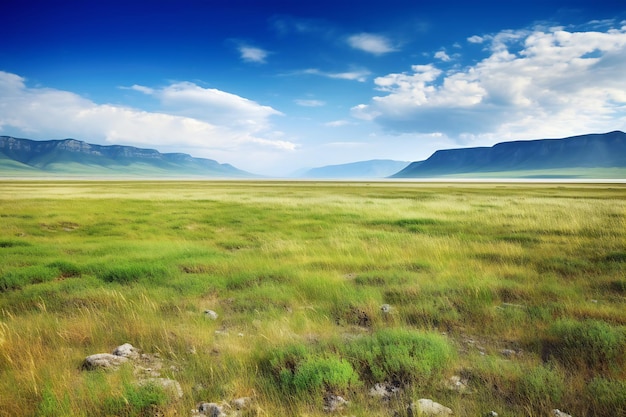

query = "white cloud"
[
  {"left": 0, "top": 71, "right": 294, "bottom": 159},
  {"left": 238, "top": 45, "right": 269, "bottom": 63},
  {"left": 294, "top": 99, "right": 326, "bottom": 107},
  {"left": 467, "top": 35, "right": 485, "bottom": 44},
  {"left": 324, "top": 120, "right": 351, "bottom": 127},
  {"left": 300, "top": 68, "right": 371, "bottom": 82},
  {"left": 347, "top": 33, "right": 397, "bottom": 55},
  {"left": 434, "top": 50, "right": 451, "bottom": 62},
  {"left": 353, "top": 25, "right": 626, "bottom": 139}
]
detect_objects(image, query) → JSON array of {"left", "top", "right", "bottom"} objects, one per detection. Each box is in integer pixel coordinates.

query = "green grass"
[{"left": 0, "top": 180, "right": 625, "bottom": 416}]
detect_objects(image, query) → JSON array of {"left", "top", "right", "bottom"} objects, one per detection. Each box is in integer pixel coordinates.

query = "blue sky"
[{"left": 1, "top": 0, "right": 625, "bottom": 175}]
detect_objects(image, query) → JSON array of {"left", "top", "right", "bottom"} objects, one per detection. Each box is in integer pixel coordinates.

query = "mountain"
[
  {"left": 300, "top": 159, "right": 410, "bottom": 179},
  {"left": 393, "top": 131, "right": 626, "bottom": 178},
  {"left": 0, "top": 136, "right": 255, "bottom": 177}
]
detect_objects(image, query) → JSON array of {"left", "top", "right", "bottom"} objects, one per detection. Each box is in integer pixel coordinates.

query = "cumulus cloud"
[
  {"left": 434, "top": 50, "right": 451, "bottom": 62},
  {"left": 299, "top": 68, "right": 371, "bottom": 82},
  {"left": 324, "top": 120, "right": 351, "bottom": 127},
  {"left": 352, "top": 25, "right": 626, "bottom": 139},
  {"left": 0, "top": 71, "right": 293, "bottom": 154},
  {"left": 294, "top": 99, "right": 326, "bottom": 107},
  {"left": 347, "top": 33, "right": 397, "bottom": 55},
  {"left": 238, "top": 45, "right": 269, "bottom": 63}
]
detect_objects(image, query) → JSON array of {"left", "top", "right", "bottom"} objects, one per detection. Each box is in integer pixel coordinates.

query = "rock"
[
  {"left": 369, "top": 382, "right": 400, "bottom": 400},
  {"left": 197, "top": 402, "right": 226, "bottom": 417},
  {"left": 380, "top": 304, "right": 392, "bottom": 314},
  {"left": 138, "top": 378, "right": 183, "bottom": 399},
  {"left": 500, "top": 349, "right": 516, "bottom": 358},
  {"left": 323, "top": 394, "right": 349, "bottom": 413},
  {"left": 83, "top": 353, "right": 128, "bottom": 370},
  {"left": 447, "top": 375, "right": 470, "bottom": 393},
  {"left": 113, "top": 343, "right": 139, "bottom": 358},
  {"left": 204, "top": 310, "right": 219, "bottom": 320},
  {"left": 553, "top": 410, "right": 572, "bottom": 417},
  {"left": 231, "top": 397, "right": 252, "bottom": 410},
  {"left": 484, "top": 412, "right": 498, "bottom": 417},
  {"left": 407, "top": 399, "right": 453, "bottom": 416}
]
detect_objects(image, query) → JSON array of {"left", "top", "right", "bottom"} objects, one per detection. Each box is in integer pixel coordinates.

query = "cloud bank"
[
  {"left": 353, "top": 25, "right": 626, "bottom": 140},
  {"left": 0, "top": 72, "right": 293, "bottom": 155}
]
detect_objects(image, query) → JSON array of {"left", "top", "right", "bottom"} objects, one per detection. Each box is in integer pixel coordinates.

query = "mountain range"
[
  {"left": 393, "top": 131, "right": 626, "bottom": 178},
  {"left": 298, "top": 159, "right": 410, "bottom": 179},
  {"left": 1, "top": 131, "right": 625, "bottom": 179},
  {"left": 0, "top": 136, "right": 254, "bottom": 177}
]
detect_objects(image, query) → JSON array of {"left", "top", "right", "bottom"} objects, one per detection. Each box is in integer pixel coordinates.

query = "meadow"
[{"left": 0, "top": 180, "right": 624, "bottom": 417}]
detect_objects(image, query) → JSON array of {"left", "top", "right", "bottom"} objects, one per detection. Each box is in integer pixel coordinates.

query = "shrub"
[
  {"left": 265, "top": 344, "right": 360, "bottom": 396},
  {"left": 586, "top": 377, "right": 626, "bottom": 416},
  {"left": 0, "top": 265, "right": 58, "bottom": 292},
  {"left": 544, "top": 319, "right": 625, "bottom": 372},
  {"left": 98, "top": 263, "right": 169, "bottom": 284},
  {"left": 104, "top": 381, "right": 168, "bottom": 417},
  {"left": 516, "top": 364, "right": 565, "bottom": 410},
  {"left": 47, "top": 260, "right": 82, "bottom": 278},
  {"left": 342, "top": 328, "right": 454, "bottom": 385}
]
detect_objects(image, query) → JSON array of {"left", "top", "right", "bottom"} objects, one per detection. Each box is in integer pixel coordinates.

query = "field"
[{"left": 0, "top": 180, "right": 625, "bottom": 417}]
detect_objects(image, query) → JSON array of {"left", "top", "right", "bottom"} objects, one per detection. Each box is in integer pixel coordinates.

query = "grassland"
[{"left": 0, "top": 180, "right": 625, "bottom": 417}]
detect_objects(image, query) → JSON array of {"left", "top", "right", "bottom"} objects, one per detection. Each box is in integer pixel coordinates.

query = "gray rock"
[
  {"left": 83, "top": 353, "right": 128, "bottom": 370},
  {"left": 484, "top": 412, "right": 498, "bottom": 417},
  {"left": 323, "top": 394, "right": 349, "bottom": 413},
  {"left": 197, "top": 402, "right": 226, "bottom": 417},
  {"left": 500, "top": 349, "right": 517, "bottom": 358},
  {"left": 204, "top": 310, "right": 219, "bottom": 320},
  {"left": 138, "top": 378, "right": 183, "bottom": 399},
  {"left": 447, "top": 375, "right": 470, "bottom": 393},
  {"left": 380, "top": 304, "right": 392, "bottom": 314},
  {"left": 553, "top": 410, "right": 572, "bottom": 417},
  {"left": 407, "top": 399, "right": 453, "bottom": 416},
  {"left": 113, "top": 343, "right": 139, "bottom": 358},
  {"left": 369, "top": 382, "right": 400, "bottom": 400},
  {"left": 231, "top": 397, "right": 252, "bottom": 410}
]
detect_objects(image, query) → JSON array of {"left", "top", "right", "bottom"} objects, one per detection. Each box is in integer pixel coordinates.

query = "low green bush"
[
  {"left": 104, "top": 381, "right": 168, "bottom": 417},
  {"left": 544, "top": 319, "right": 625, "bottom": 372},
  {"left": 342, "top": 328, "right": 454, "bottom": 385},
  {"left": 265, "top": 344, "right": 360, "bottom": 396},
  {"left": 586, "top": 377, "right": 626, "bottom": 415},
  {"left": 0, "top": 265, "right": 58, "bottom": 292},
  {"left": 97, "top": 263, "right": 170, "bottom": 284},
  {"left": 516, "top": 364, "right": 565, "bottom": 411}
]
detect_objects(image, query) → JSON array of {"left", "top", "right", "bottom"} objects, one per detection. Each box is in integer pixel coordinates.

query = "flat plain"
[{"left": 0, "top": 180, "right": 625, "bottom": 417}]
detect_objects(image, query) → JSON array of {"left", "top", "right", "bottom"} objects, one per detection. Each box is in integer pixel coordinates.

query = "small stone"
[
  {"left": 83, "top": 353, "right": 128, "bottom": 370},
  {"left": 113, "top": 343, "right": 139, "bottom": 358},
  {"left": 198, "top": 402, "right": 225, "bottom": 417},
  {"left": 553, "top": 410, "right": 573, "bottom": 417},
  {"left": 369, "top": 382, "right": 400, "bottom": 400},
  {"left": 447, "top": 375, "right": 470, "bottom": 393},
  {"left": 323, "top": 394, "right": 349, "bottom": 413},
  {"left": 407, "top": 399, "right": 453, "bottom": 416},
  {"left": 231, "top": 397, "right": 252, "bottom": 410},
  {"left": 484, "top": 412, "right": 498, "bottom": 417},
  {"left": 204, "top": 310, "right": 219, "bottom": 320},
  {"left": 380, "top": 304, "right": 392, "bottom": 314},
  {"left": 500, "top": 349, "right": 516, "bottom": 358}
]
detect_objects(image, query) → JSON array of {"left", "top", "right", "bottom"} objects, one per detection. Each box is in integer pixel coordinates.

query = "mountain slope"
[
  {"left": 0, "top": 137, "right": 254, "bottom": 177},
  {"left": 393, "top": 131, "right": 626, "bottom": 178},
  {"left": 300, "top": 159, "right": 410, "bottom": 179}
]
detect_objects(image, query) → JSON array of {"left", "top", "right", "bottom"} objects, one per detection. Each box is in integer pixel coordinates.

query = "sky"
[{"left": 1, "top": 0, "right": 625, "bottom": 176}]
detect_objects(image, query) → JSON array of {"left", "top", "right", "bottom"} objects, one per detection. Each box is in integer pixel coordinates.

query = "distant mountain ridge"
[
  {"left": 393, "top": 131, "right": 626, "bottom": 178},
  {"left": 300, "top": 159, "right": 410, "bottom": 179},
  {"left": 0, "top": 136, "right": 254, "bottom": 177}
]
